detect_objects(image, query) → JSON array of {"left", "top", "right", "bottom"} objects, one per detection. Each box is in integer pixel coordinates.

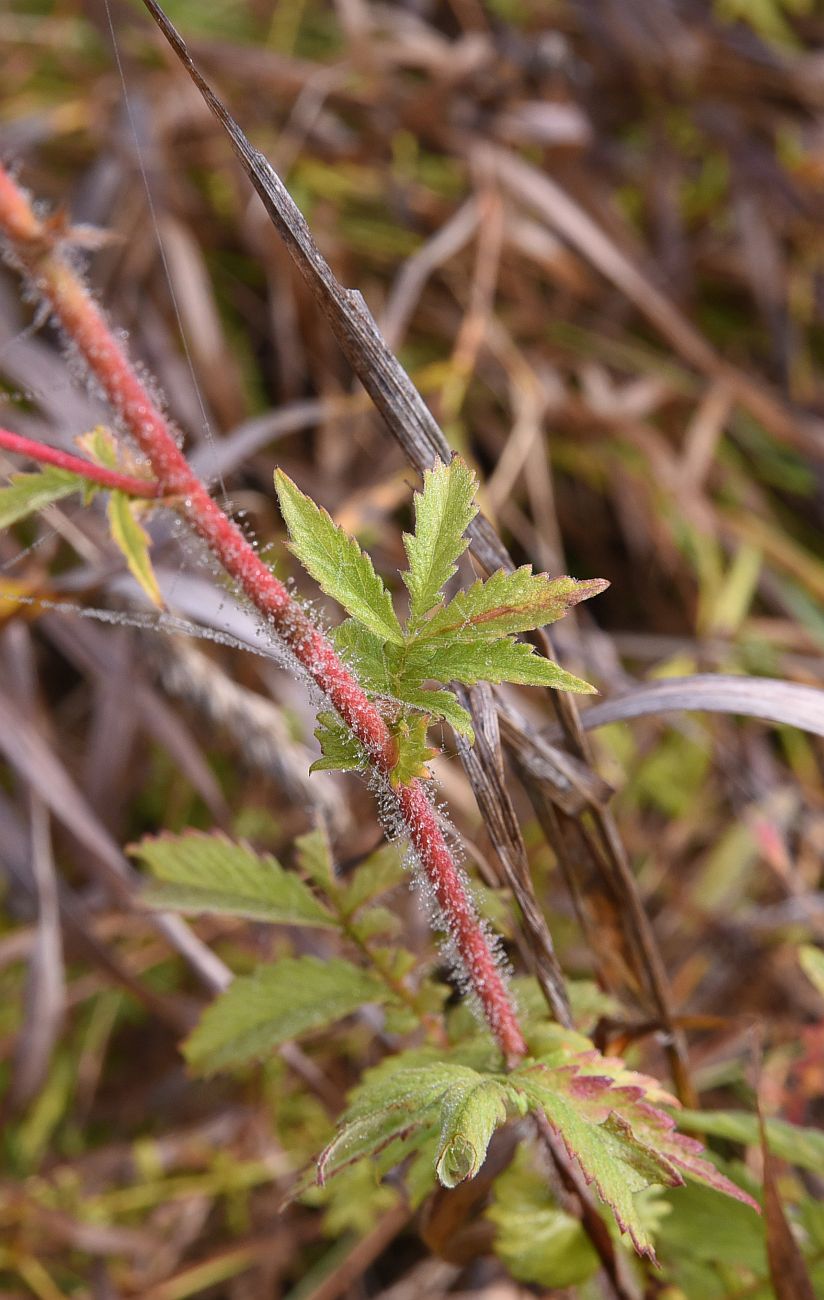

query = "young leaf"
[
  {"left": 392, "top": 685, "right": 475, "bottom": 740},
  {"left": 333, "top": 623, "right": 476, "bottom": 737},
  {"left": 404, "top": 636, "right": 597, "bottom": 693},
  {"left": 0, "top": 466, "right": 83, "bottom": 528},
  {"left": 184, "top": 956, "right": 391, "bottom": 1073},
  {"left": 318, "top": 1060, "right": 516, "bottom": 1188},
  {"left": 402, "top": 458, "right": 478, "bottom": 623},
  {"left": 418, "top": 570, "right": 609, "bottom": 643},
  {"left": 311, "top": 711, "right": 368, "bottom": 774},
  {"left": 434, "top": 1074, "right": 515, "bottom": 1187},
  {"left": 107, "top": 491, "right": 162, "bottom": 608},
  {"left": 388, "top": 714, "right": 438, "bottom": 788},
  {"left": 131, "top": 830, "right": 334, "bottom": 927},
  {"left": 76, "top": 424, "right": 119, "bottom": 469},
  {"left": 274, "top": 469, "right": 404, "bottom": 645}
]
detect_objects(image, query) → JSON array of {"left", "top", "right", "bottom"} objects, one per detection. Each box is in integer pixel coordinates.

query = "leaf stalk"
[{"left": 0, "top": 426, "right": 163, "bottom": 499}]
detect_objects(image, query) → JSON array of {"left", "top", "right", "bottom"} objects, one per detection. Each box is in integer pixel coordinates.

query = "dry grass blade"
[
  {"left": 0, "top": 685, "right": 231, "bottom": 994},
  {"left": 572, "top": 675, "right": 824, "bottom": 738},
  {"left": 8, "top": 797, "right": 65, "bottom": 1109}
]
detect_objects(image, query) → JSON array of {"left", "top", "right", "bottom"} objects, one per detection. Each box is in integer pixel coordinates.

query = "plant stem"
[
  {"left": 0, "top": 426, "right": 163, "bottom": 499},
  {"left": 0, "top": 162, "right": 527, "bottom": 1065}
]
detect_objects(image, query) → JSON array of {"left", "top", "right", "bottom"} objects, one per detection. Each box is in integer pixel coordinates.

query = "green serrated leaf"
[
  {"left": 404, "top": 637, "right": 597, "bottom": 693},
  {"left": 391, "top": 685, "right": 475, "bottom": 740},
  {"left": 107, "top": 491, "right": 162, "bottom": 608},
  {"left": 310, "top": 710, "right": 368, "bottom": 774},
  {"left": 318, "top": 1059, "right": 512, "bottom": 1188},
  {"left": 342, "top": 843, "right": 406, "bottom": 913},
  {"left": 131, "top": 830, "right": 334, "bottom": 927},
  {"left": 435, "top": 1074, "right": 515, "bottom": 1187},
  {"left": 0, "top": 466, "right": 83, "bottom": 528},
  {"left": 349, "top": 905, "right": 402, "bottom": 941},
  {"left": 184, "top": 956, "right": 390, "bottom": 1073},
  {"left": 402, "top": 458, "right": 478, "bottom": 623},
  {"left": 512, "top": 1064, "right": 673, "bottom": 1258},
  {"left": 389, "top": 713, "right": 437, "bottom": 788},
  {"left": 294, "top": 828, "right": 335, "bottom": 887},
  {"left": 76, "top": 425, "right": 119, "bottom": 469},
  {"left": 332, "top": 619, "right": 398, "bottom": 694},
  {"left": 488, "top": 1147, "right": 600, "bottom": 1288},
  {"left": 274, "top": 469, "right": 403, "bottom": 644},
  {"left": 419, "top": 570, "right": 609, "bottom": 643}
]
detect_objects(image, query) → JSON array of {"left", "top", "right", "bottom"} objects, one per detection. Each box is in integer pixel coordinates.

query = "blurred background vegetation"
[{"left": 2, "top": 0, "right": 824, "bottom": 1296}]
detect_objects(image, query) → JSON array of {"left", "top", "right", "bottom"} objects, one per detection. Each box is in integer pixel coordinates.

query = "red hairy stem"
[
  {"left": 0, "top": 426, "right": 163, "bottom": 499},
  {"left": 0, "top": 163, "right": 527, "bottom": 1064}
]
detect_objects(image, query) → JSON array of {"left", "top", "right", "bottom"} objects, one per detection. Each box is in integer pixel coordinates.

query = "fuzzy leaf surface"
[
  {"left": 275, "top": 470, "right": 403, "bottom": 644},
  {"left": 132, "top": 831, "right": 334, "bottom": 927},
  {"left": 434, "top": 1072, "right": 517, "bottom": 1187},
  {"left": 318, "top": 1060, "right": 517, "bottom": 1188},
  {"left": 404, "top": 637, "right": 597, "bottom": 692},
  {"left": 0, "top": 467, "right": 83, "bottom": 527},
  {"left": 402, "top": 458, "right": 477, "bottom": 622},
  {"left": 389, "top": 714, "right": 437, "bottom": 788},
  {"left": 392, "top": 685, "right": 475, "bottom": 738},
  {"left": 550, "top": 1051, "right": 762, "bottom": 1211},
  {"left": 315, "top": 1045, "right": 755, "bottom": 1258},
  {"left": 419, "top": 570, "right": 609, "bottom": 643},
  {"left": 311, "top": 711, "right": 368, "bottom": 773},
  {"left": 512, "top": 1064, "right": 677, "bottom": 1257},
  {"left": 185, "top": 956, "right": 390, "bottom": 1073},
  {"left": 332, "top": 619, "right": 398, "bottom": 694},
  {"left": 107, "top": 491, "right": 162, "bottom": 607}
]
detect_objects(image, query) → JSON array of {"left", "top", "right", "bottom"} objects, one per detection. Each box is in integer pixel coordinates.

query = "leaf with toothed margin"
[
  {"left": 275, "top": 469, "right": 404, "bottom": 645},
  {"left": 511, "top": 1053, "right": 759, "bottom": 1258},
  {"left": 311, "top": 711, "right": 368, "bottom": 774},
  {"left": 332, "top": 619, "right": 399, "bottom": 694},
  {"left": 524, "top": 1047, "right": 762, "bottom": 1215},
  {"left": 417, "top": 569, "right": 609, "bottom": 644},
  {"left": 511, "top": 1064, "right": 680, "bottom": 1259},
  {"left": 131, "top": 830, "right": 334, "bottom": 928},
  {"left": 184, "top": 956, "right": 392, "bottom": 1073},
  {"left": 0, "top": 466, "right": 85, "bottom": 528},
  {"left": 403, "top": 636, "right": 597, "bottom": 693},
  {"left": 315, "top": 1059, "right": 520, "bottom": 1191},
  {"left": 402, "top": 457, "right": 478, "bottom": 624},
  {"left": 333, "top": 621, "right": 475, "bottom": 738},
  {"left": 388, "top": 713, "right": 438, "bottom": 788},
  {"left": 392, "top": 686, "right": 475, "bottom": 740},
  {"left": 299, "top": 1042, "right": 758, "bottom": 1258}
]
